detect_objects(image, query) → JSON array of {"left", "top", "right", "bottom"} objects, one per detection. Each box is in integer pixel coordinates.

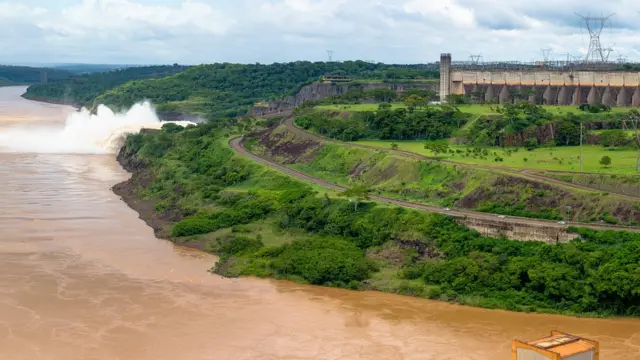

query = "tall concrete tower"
[{"left": 439, "top": 53, "right": 452, "bottom": 102}]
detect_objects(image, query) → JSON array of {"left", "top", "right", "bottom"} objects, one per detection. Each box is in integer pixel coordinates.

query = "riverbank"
[
  {"left": 20, "top": 93, "right": 82, "bottom": 109},
  {"left": 111, "top": 145, "right": 209, "bottom": 253},
  {"left": 110, "top": 123, "right": 640, "bottom": 318}
]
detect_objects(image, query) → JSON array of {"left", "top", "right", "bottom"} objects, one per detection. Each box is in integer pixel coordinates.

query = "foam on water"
[{"left": 0, "top": 101, "right": 195, "bottom": 154}]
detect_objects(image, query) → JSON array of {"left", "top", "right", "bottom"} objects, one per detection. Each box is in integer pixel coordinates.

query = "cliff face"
[{"left": 249, "top": 81, "right": 438, "bottom": 116}]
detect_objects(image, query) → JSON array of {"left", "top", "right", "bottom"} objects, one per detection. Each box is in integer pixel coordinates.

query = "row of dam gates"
[{"left": 439, "top": 53, "right": 640, "bottom": 106}]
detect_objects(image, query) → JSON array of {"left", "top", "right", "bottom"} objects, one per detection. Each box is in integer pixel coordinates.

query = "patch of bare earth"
[{"left": 247, "top": 125, "right": 322, "bottom": 164}]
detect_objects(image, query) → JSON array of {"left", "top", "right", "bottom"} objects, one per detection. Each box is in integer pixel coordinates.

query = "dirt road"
[
  {"left": 230, "top": 136, "right": 640, "bottom": 234},
  {"left": 282, "top": 116, "right": 640, "bottom": 200}
]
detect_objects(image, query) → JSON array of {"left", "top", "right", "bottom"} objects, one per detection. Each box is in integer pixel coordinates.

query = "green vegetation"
[
  {"left": 0, "top": 65, "right": 73, "bottom": 86},
  {"left": 24, "top": 65, "right": 190, "bottom": 108},
  {"left": 316, "top": 103, "right": 407, "bottom": 111},
  {"left": 87, "top": 61, "right": 438, "bottom": 119},
  {"left": 119, "top": 122, "right": 640, "bottom": 316},
  {"left": 357, "top": 140, "right": 640, "bottom": 174},
  {"left": 249, "top": 125, "right": 639, "bottom": 224},
  {"left": 296, "top": 107, "right": 469, "bottom": 141}
]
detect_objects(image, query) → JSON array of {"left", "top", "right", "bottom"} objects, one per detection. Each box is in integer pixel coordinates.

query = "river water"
[{"left": 0, "top": 86, "right": 639, "bottom": 360}]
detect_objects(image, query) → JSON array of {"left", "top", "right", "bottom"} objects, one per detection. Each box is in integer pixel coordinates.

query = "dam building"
[{"left": 439, "top": 53, "right": 640, "bottom": 107}]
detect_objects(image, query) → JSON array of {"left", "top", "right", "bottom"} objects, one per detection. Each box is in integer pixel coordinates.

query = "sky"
[{"left": 1, "top": 0, "right": 640, "bottom": 65}]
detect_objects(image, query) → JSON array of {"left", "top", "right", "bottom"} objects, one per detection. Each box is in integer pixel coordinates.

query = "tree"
[
  {"left": 378, "top": 102, "right": 392, "bottom": 111},
  {"left": 370, "top": 88, "right": 397, "bottom": 103},
  {"left": 627, "top": 110, "right": 640, "bottom": 172},
  {"left": 524, "top": 138, "right": 539, "bottom": 151},
  {"left": 391, "top": 143, "right": 399, "bottom": 150},
  {"left": 340, "top": 184, "right": 371, "bottom": 211},
  {"left": 600, "top": 155, "right": 612, "bottom": 168},
  {"left": 600, "top": 130, "right": 630, "bottom": 147},
  {"left": 424, "top": 143, "right": 450, "bottom": 157},
  {"left": 446, "top": 94, "right": 467, "bottom": 105},
  {"left": 403, "top": 94, "right": 425, "bottom": 113}
]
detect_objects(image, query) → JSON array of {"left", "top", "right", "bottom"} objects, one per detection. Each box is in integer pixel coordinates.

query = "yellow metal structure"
[{"left": 512, "top": 330, "right": 599, "bottom": 360}]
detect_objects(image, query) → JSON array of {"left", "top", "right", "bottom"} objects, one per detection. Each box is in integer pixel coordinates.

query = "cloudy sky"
[{"left": 1, "top": 0, "right": 640, "bottom": 65}]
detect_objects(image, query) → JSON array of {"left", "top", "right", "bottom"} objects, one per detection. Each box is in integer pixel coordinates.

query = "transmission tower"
[
  {"left": 541, "top": 48, "right": 552, "bottom": 62},
  {"left": 617, "top": 55, "right": 627, "bottom": 64},
  {"left": 575, "top": 13, "right": 615, "bottom": 63},
  {"left": 603, "top": 46, "right": 615, "bottom": 62},
  {"left": 326, "top": 50, "right": 334, "bottom": 62},
  {"left": 469, "top": 54, "right": 482, "bottom": 65}
]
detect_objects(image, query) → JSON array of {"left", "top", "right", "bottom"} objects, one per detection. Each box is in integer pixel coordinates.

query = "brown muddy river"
[{"left": 0, "top": 86, "right": 639, "bottom": 359}]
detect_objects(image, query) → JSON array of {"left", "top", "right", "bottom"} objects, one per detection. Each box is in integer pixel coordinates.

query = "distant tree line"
[
  {"left": 25, "top": 61, "right": 438, "bottom": 118},
  {"left": 23, "top": 64, "right": 190, "bottom": 108},
  {"left": 0, "top": 65, "right": 73, "bottom": 86}
]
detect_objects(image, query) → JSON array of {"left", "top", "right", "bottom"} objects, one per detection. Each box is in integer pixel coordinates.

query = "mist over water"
[{"left": 0, "top": 101, "right": 194, "bottom": 154}]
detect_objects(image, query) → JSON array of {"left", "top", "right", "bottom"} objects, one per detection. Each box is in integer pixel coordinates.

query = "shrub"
[
  {"left": 273, "top": 237, "right": 376, "bottom": 285},
  {"left": 600, "top": 130, "right": 630, "bottom": 147},
  {"left": 218, "top": 235, "right": 264, "bottom": 256},
  {"left": 172, "top": 217, "right": 218, "bottom": 237},
  {"left": 524, "top": 138, "right": 539, "bottom": 151}
]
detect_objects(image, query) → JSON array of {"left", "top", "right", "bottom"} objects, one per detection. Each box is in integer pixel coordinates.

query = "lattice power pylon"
[
  {"left": 326, "top": 50, "right": 334, "bottom": 62},
  {"left": 541, "top": 48, "right": 552, "bottom": 62},
  {"left": 575, "top": 13, "right": 615, "bottom": 63},
  {"left": 469, "top": 54, "right": 482, "bottom": 65}
]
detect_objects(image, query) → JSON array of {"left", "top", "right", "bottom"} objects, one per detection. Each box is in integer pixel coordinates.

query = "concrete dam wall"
[
  {"left": 457, "top": 217, "right": 578, "bottom": 244},
  {"left": 439, "top": 53, "right": 640, "bottom": 106}
]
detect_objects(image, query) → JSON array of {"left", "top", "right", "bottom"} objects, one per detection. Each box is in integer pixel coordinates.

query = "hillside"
[
  {"left": 245, "top": 122, "right": 640, "bottom": 225},
  {"left": 92, "top": 61, "right": 438, "bottom": 118},
  {"left": 23, "top": 65, "right": 190, "bottom": 108},
  {"left": 0, "top": 65, "right": 72, "bottom": 86},
  {"left": 113, "top": 119, "right": 640, "bottom": 317}
]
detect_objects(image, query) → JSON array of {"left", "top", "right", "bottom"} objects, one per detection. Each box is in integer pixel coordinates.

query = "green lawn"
[
  {"left": 450, "top": 104, "right": 634, "bottom": 116},
  {"left": 315, "top": 103, "right": 634, "bottom": 116},
  {"left": 356, "top": 140, "right": 640, "bottom": 174}
]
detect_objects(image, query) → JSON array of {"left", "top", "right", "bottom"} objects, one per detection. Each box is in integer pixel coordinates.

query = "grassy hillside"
[
  {"left": 23, "top": 65, "right": 190, "bottom": 108},
  {"left": 92, "top": 61, "right": 439, "bottom": 118},
  {"left": 115, "top": 120, "right": 640, "bottom": 317},
  {"left": 357, "top": 140, "right": 640, "bottom": 174},
  {"left": 248, "top": 124, "right": 640, "bottom": 224}
]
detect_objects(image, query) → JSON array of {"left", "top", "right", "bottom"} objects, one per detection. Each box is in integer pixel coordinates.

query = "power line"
[{"left": 575, "top": 13, "right": 615, "bottom": 63}]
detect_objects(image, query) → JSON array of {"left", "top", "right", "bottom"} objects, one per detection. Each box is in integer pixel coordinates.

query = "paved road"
[
  {"left": 230, "top": 136, "right": 640, "bottom": 233},
  {"left": 281, "top": 117, "right": 640, "bottom": 200}
]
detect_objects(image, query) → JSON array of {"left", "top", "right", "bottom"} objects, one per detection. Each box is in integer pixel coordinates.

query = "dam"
[{"left": 439, "top": 53, "right": 640, "bottom": 106}]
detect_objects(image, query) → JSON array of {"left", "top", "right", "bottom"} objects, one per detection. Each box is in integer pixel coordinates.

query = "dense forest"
[
  {"left": 296, "top": 106, "right": 470, "bottom": 141},
  {"left": 23, "top": 64, "right": 190, "bottom": 108},
  {"left": 91, "top": 61, "right": 438, "bottom": 118},
  {"left": 118, "top": 120, "right": 640, "bottom": 316},
  {"left": 0, "top": 65, "right": 73, "bottom": 86}
]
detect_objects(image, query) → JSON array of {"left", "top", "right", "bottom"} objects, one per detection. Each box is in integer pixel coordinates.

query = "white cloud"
[
  {"left": 403, "top": 0, "right": 476, "bottom": 29},
  {"left": 0, "top": 2, "right": 47, "bottom": 18},
  {"left": 0, "top": 0, "right": 639, "bottom": 64}
]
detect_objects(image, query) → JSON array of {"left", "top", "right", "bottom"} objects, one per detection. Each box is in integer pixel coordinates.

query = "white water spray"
[{"left": 0, "top": 102, "right": 195, "bottom": 154}]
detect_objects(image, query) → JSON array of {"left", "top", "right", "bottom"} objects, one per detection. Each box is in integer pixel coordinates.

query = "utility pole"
[{"left": 580, "top": 121, "right": 584, "bottom": 173}]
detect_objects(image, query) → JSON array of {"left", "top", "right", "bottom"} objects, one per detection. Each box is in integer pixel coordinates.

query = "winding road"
[
  {"left": 282, "top": 116, "right": 640, "bottom": 199},
  {"left": 230, "top": 135, "right": 640, "bottom": 234}
]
